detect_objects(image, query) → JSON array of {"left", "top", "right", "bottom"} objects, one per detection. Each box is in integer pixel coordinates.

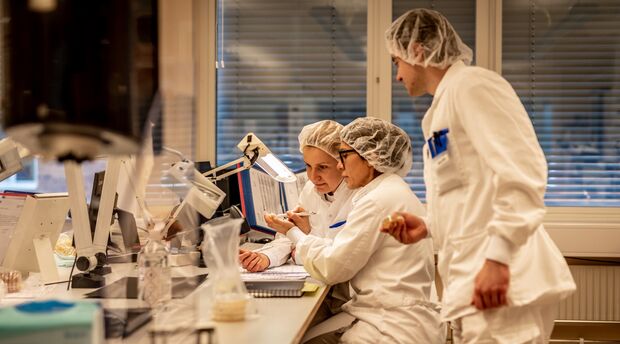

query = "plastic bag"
[{"left": 197, "top": 216, "right": 257, "bottom": 322}]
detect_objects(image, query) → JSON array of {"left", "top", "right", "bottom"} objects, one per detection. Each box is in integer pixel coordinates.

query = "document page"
[
  {"left": 241, "top": 264, "right": 309, "bottom": 281},
  {"left": 282, "top": 171, "right": 308, "bottom": 211},
  {"left": 249, "top": 169, "right": 284, "bottom": 227},
  {"left": 0, "top": 194, "right": 27, "bottom": 265}
]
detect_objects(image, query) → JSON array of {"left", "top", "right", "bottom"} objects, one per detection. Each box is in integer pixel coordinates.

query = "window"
[
  {"left": 216, "top": 0, "right": 367, "bottom": 171},
  {"left": 391, "top": 0, "right": 476, "bottom": 202},
  {"left": 503, "top": 0, "right": 620, "bottom": 207}
]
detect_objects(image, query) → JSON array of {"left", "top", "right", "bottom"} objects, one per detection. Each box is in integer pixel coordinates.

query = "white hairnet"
[
  {"left": 298, "top": 120, "right": 343, "bottom": 160},
  {"left": 385, "top": 8, "right": 473, "bottom": 68},
  {"left": 340, "top": 117, "right": 412, "bottom": 177}
]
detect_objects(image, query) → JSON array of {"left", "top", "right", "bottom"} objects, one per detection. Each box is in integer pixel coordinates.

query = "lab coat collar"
[
  {"left": 320, "top": 179, "right": 355, "bottom": 203},
  {"left": 433, "top": 60, "right": 466, "bottom": 100},
  {"left": 352, "top": 173, "right": 390, "bottom": 203},
  {"left": 422, "top": 60, "right": 467, "bottom": 135}
]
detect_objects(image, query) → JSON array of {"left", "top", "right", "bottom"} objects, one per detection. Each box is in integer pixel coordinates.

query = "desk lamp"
[
  {"left": 163, "top": 133, "right": 296, "bottom": 237},
  {"left": 203, "top": 133, "right": 297, "bottom": 183}
]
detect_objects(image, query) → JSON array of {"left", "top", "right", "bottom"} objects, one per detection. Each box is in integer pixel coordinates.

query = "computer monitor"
[
  {"left": 1, "top": 193, "right": 69, "bottom": 283},
  {"left": 88, "top": 170, "right": 140, "bottom": 254}
]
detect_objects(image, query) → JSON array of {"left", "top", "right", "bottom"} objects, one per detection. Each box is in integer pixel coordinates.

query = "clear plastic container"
[
  {"left": 137, "top": 232, "right": 172, "bottom": 307},
  {"left": 197, "top": 216, "right": 257, "bottom": 322}
]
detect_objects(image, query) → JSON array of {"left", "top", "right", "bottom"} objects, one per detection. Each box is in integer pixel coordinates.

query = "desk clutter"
[{"left": 241, "top": 261, "right": 313, "bottom": 298}]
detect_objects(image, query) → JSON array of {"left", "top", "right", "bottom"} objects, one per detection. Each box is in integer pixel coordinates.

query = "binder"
[
  {"left": 244, "top": 279, "right": 306, "bottom": 298},
  {"left": 238, "top": 167, "right": 308, "bottom": 233}
]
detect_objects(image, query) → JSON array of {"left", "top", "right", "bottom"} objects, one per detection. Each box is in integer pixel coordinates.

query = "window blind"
[
  {"left": 216, "top": 0, "right": 367, "bottom": 171},
  {"left": 391, "top": 0, "right": 476, "bottom": 202},
  {"left": 503, "top": 0, "right": 620, "bottom": 206}
]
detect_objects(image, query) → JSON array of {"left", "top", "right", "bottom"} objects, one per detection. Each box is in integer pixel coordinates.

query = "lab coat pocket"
[
  {"left": 429, "top": 135, "right": 464, "bottom": 195},
  {"left": 443, "top": 231, "right": 487, "bottom": 308}
]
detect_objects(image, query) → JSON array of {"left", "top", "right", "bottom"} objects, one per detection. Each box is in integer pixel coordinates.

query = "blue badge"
[{"left": 427, "top": 128, "right": 449, "bottom": 159}]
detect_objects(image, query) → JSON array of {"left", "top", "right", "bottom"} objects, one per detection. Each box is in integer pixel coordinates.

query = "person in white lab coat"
[
  {"left": 381, "top": 9, "right": 576, "bottom": 343},
  {"left": 238, "top": 120, "right": 356, "bottom": 273},
  {"left": 276, "top": 117, "right": 443, "bottom": 344}
]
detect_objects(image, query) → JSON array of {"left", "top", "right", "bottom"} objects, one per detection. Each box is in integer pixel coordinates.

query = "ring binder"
[
  {"left": 247, "top": 289, "right": 303, "bottom": 298},
  {"left": 244, "top": 279, "right": 305, "bottom": 298}
]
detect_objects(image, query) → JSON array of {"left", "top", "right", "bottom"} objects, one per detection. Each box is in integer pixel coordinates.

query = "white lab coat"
[
  {"left": 421, "top": 60, "right": 576, "bottom": 323},
  {"left": 289, "top": 173, "right": 443, "bottom": 344},
  {"left": 258, "top": 180, "right": 356, "bottom": 268}
]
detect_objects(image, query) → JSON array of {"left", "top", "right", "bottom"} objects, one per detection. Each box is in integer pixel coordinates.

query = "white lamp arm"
[
  {"left": 202, "top": 156, "right": 251, "bottom": 181},
  {"left": 64, "top": 161, "right": 97, "bottom": 271},
  {"left": 64, "top": 157, "right": 121, "bottom": 272}
]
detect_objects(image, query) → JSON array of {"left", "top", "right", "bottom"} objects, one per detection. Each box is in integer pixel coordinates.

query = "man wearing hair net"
[
  {"left": 382, "top": 8, "right": 575, "bottom": 343},
  {"left": 275, "top": 117, "right": 443, "bottom": 344}
]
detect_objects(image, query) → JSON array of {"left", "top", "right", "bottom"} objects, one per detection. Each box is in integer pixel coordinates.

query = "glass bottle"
[{"left": 137, "top": 232, "right": 172, "bottom": 307}]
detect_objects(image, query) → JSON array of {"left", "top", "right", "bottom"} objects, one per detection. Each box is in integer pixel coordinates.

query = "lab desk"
[{"left": 1, "top": 262, "right": 329, "bottom": 344}]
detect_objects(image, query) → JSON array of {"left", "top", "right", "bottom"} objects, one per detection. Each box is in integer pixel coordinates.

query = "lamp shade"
[{"left": 1, "top": 0, "right": 158, "bottom": 161}]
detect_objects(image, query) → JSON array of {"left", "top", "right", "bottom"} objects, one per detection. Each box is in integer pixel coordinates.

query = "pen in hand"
[{"left": 275, "top": 211, "right": 316, "bottom": 220}]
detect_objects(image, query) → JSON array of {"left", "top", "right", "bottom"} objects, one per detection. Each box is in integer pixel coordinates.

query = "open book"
[{"left": 237, "top": 167, "right": 307, "bottom": 233}]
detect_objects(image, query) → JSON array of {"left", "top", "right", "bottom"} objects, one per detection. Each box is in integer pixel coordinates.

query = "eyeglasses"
[{"left": 338, "top": 149, "right": 358, "bottom": 167}]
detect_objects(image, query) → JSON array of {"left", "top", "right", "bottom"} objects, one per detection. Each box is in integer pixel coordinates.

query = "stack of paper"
[{"left": 240, "top": 264, "right": 309, "bottom": 281}]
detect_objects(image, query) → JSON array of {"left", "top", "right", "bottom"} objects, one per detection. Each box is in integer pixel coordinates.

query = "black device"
[
  {"left": 115, "top": 209, "right": 141, "bottom": 253},
  {"left": 1, "top": 0, "right": 160, "bottom": 161},
  {"left": 229, "top": 204, "right": 251, "bottom": 235},
  {"left": 103, "top": 308, "right": 152, "bottom": 339},
  {"left": 85, "top": 275, "right": 208, "bottom": 299},
  {"left": 88, "top": 171, "right": 116, "bottom": 245}
]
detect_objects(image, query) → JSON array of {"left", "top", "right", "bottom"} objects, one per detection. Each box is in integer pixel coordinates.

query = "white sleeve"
[
  {"left": 295, "top": 200, "right": 384, "bottom": 285},
  {"left": 456, "top": 73, "right": 547, "bottom": 255},
  {"left": 255, "top": 233, "right": 293, "bottom": 268}
]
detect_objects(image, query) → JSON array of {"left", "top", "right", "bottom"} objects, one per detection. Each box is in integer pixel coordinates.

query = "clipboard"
[{"left": 238, "top": 167, "right": 307, "bottom": 233}]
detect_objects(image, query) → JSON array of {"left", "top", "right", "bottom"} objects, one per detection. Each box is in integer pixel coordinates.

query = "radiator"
[{"left": 557, "top": 265, "right": 620, "bottom": 321}]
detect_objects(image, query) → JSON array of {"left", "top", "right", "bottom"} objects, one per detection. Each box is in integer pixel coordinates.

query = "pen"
[
  {"left": 329, "top": 220, "right": 346, "bottom": 229},
  {"left": 275, "top": 211, "right": 317, "bottom": 219}
]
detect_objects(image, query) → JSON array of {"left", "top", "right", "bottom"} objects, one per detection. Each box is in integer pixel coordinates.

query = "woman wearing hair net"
[
  {"left": 239, "top": 120, "right": 356, "bottom": 273},
  {"left": 382, "top": 9, "right": 575, "bottom": 343},
  {"left": 275, "top": 117, "right": 443, "bottom": 344},
  {"left": 239, "top": 120, "right": 357, "bottom": 331}
]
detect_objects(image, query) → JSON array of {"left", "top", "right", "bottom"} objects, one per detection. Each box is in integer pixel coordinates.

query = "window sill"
[{"left": 544, "top": 207, "right": 620, "bottom": 258}]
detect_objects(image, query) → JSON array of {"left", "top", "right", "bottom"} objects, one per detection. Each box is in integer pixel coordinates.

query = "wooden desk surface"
[{"left": 1, "top": 262, "right": 329, "bottom": 344}]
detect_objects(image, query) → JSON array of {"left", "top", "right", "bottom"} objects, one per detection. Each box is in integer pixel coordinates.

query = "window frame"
[{"left": 197, "top": 0, "right": 620, "bottom": 242}]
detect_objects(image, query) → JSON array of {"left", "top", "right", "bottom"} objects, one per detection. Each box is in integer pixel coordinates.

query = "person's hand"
[
  {"left": 286, "top": 206, "right": 311, "bottom": 234},
  {"left": 264, "top": 213, "right": 295, "bottom": 234},
  {"left": 379, "top": 211, "right": 427, "bottom": 244},
  {"left": 238, "top": 249, "right": 270, "bottom": 272},
  {"left": 471, "top": 259, "right": 510, "bottom": 310}
]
